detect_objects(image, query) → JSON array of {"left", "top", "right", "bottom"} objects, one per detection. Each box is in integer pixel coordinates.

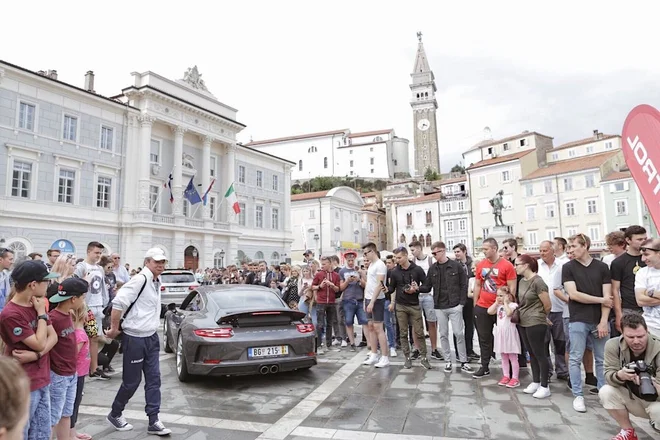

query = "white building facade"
[
  {"left": 0, "top": 61, "right": 293, "bottom": 268},
  {"left": 290, "top": 187, "right": 365, "bottom": 261},
  {"left": 246, "top": 129, "right": 410, "bottom": 181}
]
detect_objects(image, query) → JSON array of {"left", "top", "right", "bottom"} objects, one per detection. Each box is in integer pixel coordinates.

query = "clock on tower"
[{"left": 410, "top": 32, "right": 440, "bottom": 177}]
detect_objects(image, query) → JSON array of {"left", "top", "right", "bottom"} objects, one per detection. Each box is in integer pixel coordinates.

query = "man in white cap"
[{"left": 105, "top": 248, "right": 171, "bottom": 436}]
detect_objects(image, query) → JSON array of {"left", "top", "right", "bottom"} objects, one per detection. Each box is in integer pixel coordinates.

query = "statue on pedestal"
[{"left": 489, "top": 190, "right": 504, "bottom": 227}]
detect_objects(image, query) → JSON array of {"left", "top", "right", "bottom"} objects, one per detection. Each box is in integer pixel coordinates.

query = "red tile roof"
[
  {"left": 245, "top": 129, "right": 348, "bottom": 146},
  {"left": 291, "top": 190, "right": 329, "bottom": 201},
  {"left": 361, "top": 192, "right": 377, "bottom": 197},
  {"left": 436, "top": 176, "right": 467, "bottom": 186},
  {"left": 348, "top": 129, "right": 392, "bottom": 138},
  {"left": 552, "top": 134, "right": 620, "bottom": 151},
  {"left": 393, "top": 192, "right": 443, "bottom": 206},
  {"left": 464, "top": 131, "right": 553, "bottom": 153},
  {"left": 519, "top": 151, "right": 619, "bottom": 181},
  {"left": 466, "top": 150, "right": 534, "bottom": 171},
  {"left": 601, "top": 170, "right": 632, "bottom": 182}
]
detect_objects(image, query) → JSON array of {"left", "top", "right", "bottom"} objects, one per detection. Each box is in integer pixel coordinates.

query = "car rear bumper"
[{"left": 188, "top": 356, "right": 317, "bottom": 376}]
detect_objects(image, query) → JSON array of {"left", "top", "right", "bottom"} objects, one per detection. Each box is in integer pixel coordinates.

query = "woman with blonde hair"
[
  {"left": 51, "top": 254, "right": 77, "bottom": 283},
  {"left": 0, "top": 356, "right": 31, "bottom": 440}
]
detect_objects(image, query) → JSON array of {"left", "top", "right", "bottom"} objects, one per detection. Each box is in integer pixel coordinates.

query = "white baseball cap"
[{"left": 144, "top": 248, "right": 168, "bottom": 262}]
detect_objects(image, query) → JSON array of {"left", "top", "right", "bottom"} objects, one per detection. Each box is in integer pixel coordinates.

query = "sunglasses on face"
[{"left": 431, "top": 249, "right": 445, "bottom": 256}]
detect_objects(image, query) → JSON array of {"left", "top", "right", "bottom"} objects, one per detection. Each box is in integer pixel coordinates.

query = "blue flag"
[{"left": 184, "top": 176, "right": 202, "bottom": 205}]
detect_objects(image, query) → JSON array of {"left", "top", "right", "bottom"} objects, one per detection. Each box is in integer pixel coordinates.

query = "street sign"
[{"left": 622, "top": 104, "right": 660, "bottom": 229}]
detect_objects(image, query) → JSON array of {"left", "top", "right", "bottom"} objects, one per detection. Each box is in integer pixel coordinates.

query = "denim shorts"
[
  {"left": 50, "top": 371, "right": 77, "bottom": 426},
  {"left": 418, "top": 294, "right": 437, "bottom": 322},
  {"left": 343, "top": 299, "right": 368, "bottom": 326},
  {"left": 25, "top": 385, "right": 51, "bottom": 440}
]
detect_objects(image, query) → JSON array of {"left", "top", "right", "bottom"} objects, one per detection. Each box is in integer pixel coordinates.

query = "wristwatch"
[{"left": 37, "top": 314, "right": 48, "bottom": 322}]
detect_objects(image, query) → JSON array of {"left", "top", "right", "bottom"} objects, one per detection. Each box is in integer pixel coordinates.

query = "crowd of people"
[{"left": 3, "top": 225, "right": 660, "bottom": 440}]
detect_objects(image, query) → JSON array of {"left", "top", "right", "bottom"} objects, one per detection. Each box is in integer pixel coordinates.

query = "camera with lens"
[
  {"left": 627, "top": 360, "right": 658, "bottom": 402},
  {"left": 403, "top": 284, "right": 411, "bottom": 292}
]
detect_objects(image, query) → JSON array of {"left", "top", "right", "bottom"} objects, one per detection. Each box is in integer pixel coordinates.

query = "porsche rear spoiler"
[{"left": 217, "top": 309, "right": 306, "bottom": 327}]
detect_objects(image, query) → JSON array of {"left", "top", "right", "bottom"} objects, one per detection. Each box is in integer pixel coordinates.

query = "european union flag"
[{"left": 184, "top": 176, "right": 202, "bottom": 205}]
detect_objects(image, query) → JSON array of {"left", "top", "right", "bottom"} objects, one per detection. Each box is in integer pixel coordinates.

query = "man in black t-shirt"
[
  {"left": 611, "top": 225, "right": 647, "bottom": 335},
  {"left": 562, "top": 233, "right": 613, "bottom": 413}
]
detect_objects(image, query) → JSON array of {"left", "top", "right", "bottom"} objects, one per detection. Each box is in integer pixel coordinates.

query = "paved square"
[{"left": 76, "top": 333, "right": 660, "bottom": 439}]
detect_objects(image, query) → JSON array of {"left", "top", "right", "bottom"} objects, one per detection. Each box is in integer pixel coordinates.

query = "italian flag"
[{"left": 224, "top": 183, "right": 240, "bottom": 214}]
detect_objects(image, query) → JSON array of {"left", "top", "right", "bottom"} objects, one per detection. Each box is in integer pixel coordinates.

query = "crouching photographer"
[{"left": 601, "top": 313, "right": 660, "bottom": 440}]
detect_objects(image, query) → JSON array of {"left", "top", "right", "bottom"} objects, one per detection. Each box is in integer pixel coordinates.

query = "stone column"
[
  {"left": 283, "top": 164, "right": 292, "bottom": 233},
  {"left": 172, "top": 126, "right": 186, "bottom": 217},
  {"left": 203, "top": 233, "right": 213, "bottom": 269},
  {"left": 201, "top": 135, "right": 212, "bottom": 220},
  {"left": 224, "top": 143, "right": 237, "bottom": 224},
  {"left": 173, "top": 231, "right": 185, "bottom": 269},
  {"left": 138, "top": 114, "right": 156, "bottom": 211}
]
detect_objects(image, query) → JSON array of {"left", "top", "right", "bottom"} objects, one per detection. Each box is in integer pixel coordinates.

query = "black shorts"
[{"left": 366, "top": 299, "right": 386, "bottom": 322}]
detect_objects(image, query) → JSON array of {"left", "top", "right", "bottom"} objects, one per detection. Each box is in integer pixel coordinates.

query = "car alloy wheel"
[{"left": 176, "top": 332, "right": 190, "bottom": 382}]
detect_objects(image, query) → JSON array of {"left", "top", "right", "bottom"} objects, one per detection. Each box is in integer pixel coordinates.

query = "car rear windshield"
[
  {"left": 161, "top": 273, "right": 195, "bottom": 283},
  {"left": 209, "top": 290, "right": 284, "bottom": 310}
]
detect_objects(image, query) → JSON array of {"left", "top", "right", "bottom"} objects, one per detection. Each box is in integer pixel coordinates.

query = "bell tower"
[{"left": 410, "top": 32, "right": 440, "bottom": 177}]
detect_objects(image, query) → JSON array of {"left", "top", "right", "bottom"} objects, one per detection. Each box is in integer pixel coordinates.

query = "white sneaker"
[
  {"left": 523, "top": 382, "right": 541, "bottom": 394},
  {"left": 532, "top": 386, "right": 551, "bottom": 399},
  {"left": 362, "top": 353, "right": 380, "bottom": 365},
  {"left": 389, "top": 347, "right": 397, "bottom": 357},
  {"left": 332, "top": 339, "right": 340, "bottom": 346},
  {"left": 374, "top": 356, "right": 390, "bottom": 368},
  {"left": 444, "top": 362, "right": 453, "bottom": 373},
  {"left": 573, "top": 396, "right": 587, "bottom": 413},
  {"left": 316, "top": 347, "right": 324, "bottom": 355},
  {"left": 341, "top": 340, "right": 348, "bottom": 347}
]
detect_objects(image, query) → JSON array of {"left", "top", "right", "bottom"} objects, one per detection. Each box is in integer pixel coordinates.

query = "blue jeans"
[
  {"left": 568, "top": 321, "right": 608, "bottom": 397},
  {"left": 298, "top": 298, "right": 317, "bottom": 327},
  {"left": 25, "top": 385, "right": 51, "bottom": 440},
  {"left": 384, "top": 300, "right": 396, "bottom": 348},
  {"left": 342, "top": 299, "right": 368, "bottom": 326}
]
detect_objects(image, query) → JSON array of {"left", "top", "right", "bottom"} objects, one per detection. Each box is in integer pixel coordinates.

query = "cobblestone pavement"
[{"left": 76, "top": 332, "right": 660, "bottom": 440}]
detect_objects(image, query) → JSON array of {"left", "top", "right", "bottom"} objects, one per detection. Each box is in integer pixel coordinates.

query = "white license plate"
[
  {"left": 168, "top": 287, "right": 186, "bottom": 292},
  {"left": 248, "top": 345, "right": 289, "bottom": 358}
]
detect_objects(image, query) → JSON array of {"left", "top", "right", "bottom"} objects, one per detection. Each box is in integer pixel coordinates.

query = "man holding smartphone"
[{"left": 339, "top": 252, "right": 367, "bottom": 351}]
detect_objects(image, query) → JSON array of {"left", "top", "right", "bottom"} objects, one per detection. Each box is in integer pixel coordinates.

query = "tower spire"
[{"left": 412, "top": 32, "right": 431, "bottom": 74}]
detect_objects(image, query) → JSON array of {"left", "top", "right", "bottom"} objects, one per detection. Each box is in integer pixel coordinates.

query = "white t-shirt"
[
  {"left": 414, "top": 255, "right": 433, "bottom": 275},
  {"left": 634, "top": 266, "right": 660, "bottom": 336},
  {"left": 365, "top": 259, "right": 387, "bottom": 301},
  {"left": 74, "top": 261, "right": 108, "bottom": 308}
]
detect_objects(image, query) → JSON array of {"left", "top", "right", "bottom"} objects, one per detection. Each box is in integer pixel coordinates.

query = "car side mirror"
[{"left": 167, "top": 303, "right": 177, "bottom": 312}]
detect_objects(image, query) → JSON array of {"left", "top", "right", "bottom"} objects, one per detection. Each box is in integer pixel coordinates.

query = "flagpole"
[
  {"left": 191, "top": 203, "right": 202, "bottom": 219},
  {"left": 153, "top": 166, "right": 176, "bottom": 213}
]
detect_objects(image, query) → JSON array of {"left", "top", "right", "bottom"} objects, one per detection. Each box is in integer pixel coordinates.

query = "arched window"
[
  {"left": 271, "top": 252, "right": 280, "bottom": 265},
  {"left": 373, "top": 136, "right": 383, "bottom": 142},
  {"left": 399, "top": 234, "right": 406, "bottom": 244},
  {"left": 307, "top": 146, "right": 317, "bottom": 153},
  {"left": 416, "top": 93, "right": 419, "bottom": 99},
  {"left": 406, "top": 213, "right": 413, "bottom": 226},
  {"left": 254, "top": 251, "right": 264, "bottom": 260},
  {"left": 425, "top": 92, "right": 428, "bottom": 97},
  {"left": 298, "top": 160, "right": 303, "bottom": 171},
  {"left": 426, "top": 234, "right": 432, "bottom": 247},
  {"left": 323, "top": 157, "right": 328, "bottom": 169},
  {"left": 7, "top": 240, "right": 29, "bottom": 261},
  {"left": 411, "top": 235, "right": 418, "bottom": 243},
  {"left": 425, "top": 210, "right": 432, "bottom": 224}
]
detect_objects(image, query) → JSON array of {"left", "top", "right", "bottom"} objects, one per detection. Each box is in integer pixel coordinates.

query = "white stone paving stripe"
[
  {"left": 76, "top": 405, "right": 272, "bottom": 433},
  {"left": 257, "top": 351, "right": 366, "bottom": 440}
]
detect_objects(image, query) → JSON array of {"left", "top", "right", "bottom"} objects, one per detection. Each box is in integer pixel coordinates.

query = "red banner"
[{"left": 622, "top": 104, "right": 660, "bottom": 229}]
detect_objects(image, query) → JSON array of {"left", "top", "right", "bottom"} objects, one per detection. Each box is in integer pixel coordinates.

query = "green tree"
[
  {"left": 424, "top": 166, "right": 441, "bottom": 181},
  {"left": 451, "top": 164, "right": 466, "bottom": 174}
]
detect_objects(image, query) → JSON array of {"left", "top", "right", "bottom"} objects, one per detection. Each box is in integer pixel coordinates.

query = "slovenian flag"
[
  {"left": 224, "top": 183, "right": 240, "bottom": 214},
  {"left": 163, "top": 172, "right": 174, "bottom": 203},
  {"left": 202, "top": 178, "right": 215, "bottom": 206}
]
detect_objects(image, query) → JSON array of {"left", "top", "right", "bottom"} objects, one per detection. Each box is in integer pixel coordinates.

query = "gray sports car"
[{"left": 163, "top": 285, "right": 317, "bottom": 381}]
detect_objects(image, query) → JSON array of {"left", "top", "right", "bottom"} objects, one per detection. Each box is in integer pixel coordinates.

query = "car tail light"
[
  {"left": 160, "top": 286, "right": 165, "bottom": 291},
  {"left": 188, "top": 285, "right": 199, "bottom": 290},
  {"left": 252, "top": 311, "right": 281, "bottom": 316},
  {"left": 194, "top": 328, "right": 234, "bottom": 338},
  {"left": 296, "top": 323, "right": 315, "bottom": 334},
  {"left": 203, "top": 359, "right": 222, "bottom": 364}
]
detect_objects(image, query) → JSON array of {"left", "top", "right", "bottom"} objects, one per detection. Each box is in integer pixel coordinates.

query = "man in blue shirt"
[{"left": 0, "top": 248, "right": 15, "bottom": 312}]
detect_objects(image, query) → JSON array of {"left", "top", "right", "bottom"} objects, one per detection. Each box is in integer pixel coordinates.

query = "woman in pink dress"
[{"left": 488, "top": 286, "right": 521, "bottom": 388}]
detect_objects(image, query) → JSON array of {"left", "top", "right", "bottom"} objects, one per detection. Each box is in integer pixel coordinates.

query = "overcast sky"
[{"left": 4, "top": 1, "right": 660, "bottom": 173}]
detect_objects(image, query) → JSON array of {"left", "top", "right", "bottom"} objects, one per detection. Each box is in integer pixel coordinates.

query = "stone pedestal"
[{"left": 491, "top": 225, "right": 513, "bottom": 243}]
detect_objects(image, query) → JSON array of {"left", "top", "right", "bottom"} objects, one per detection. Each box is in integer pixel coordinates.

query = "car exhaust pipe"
[
  {"left": 269, "top": 365, "right": 279, "bottom": 374},
  {"left": 259, "top": 365, "right": 270, "bottom": 375}
]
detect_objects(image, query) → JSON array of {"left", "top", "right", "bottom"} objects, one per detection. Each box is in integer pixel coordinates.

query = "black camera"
[
  {"left": 627, "top": 360, "right": 658, "bottom": 402},
  {"left": 403, "top": 284, "right": 411, "bottom": 292}
]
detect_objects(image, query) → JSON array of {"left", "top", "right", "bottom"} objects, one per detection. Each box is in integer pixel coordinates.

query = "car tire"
[
  {"left": 176, "top": 333, "right": 190, "bottom": 382},
  {"left": 163, "top": 320, "right": 173, "bottom": 353}
]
